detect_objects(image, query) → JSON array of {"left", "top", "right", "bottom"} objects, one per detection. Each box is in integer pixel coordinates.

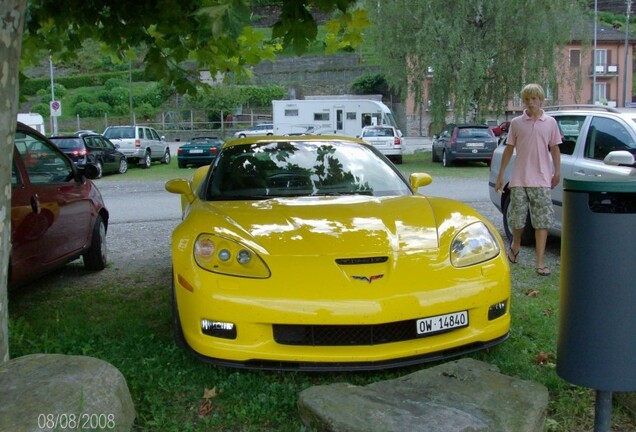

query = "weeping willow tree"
[{"left": 365, "top": 0, "right": 588, "bottom": 124}]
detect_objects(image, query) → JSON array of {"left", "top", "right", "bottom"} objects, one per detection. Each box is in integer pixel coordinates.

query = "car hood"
[{"left": 188, "top": 195, "right": 441, "bottom": 255}]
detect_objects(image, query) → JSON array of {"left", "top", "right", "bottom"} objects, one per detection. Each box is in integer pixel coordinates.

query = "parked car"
[
  {"left": 359, "top": 125, "right": 404, "bottom": 164},
  {"left": 489, "top": 105, "right": 636, "bottom": 244},
  {"left": 432, "top": 124, "right": 498, "bottom": 167},
  {"left": 102, "top": 125, "right": 171, "bottom": 168},
  {"left": 165, "top": 135, "right": 510, "bottom": 370},
  {"left": 10, "top": 122, "right": 109, "bottom": 288},
  {"left": 50, "top": 133, "right": 128, "bottom": 178},
  {"left": 491, "top": 121, "right": 510, "bottom": 137},
  {"left": 233, "top": 123, "right": 274, "bottom": 138},
  {"left": 177, "top": 136, "right": 225, "bottom": 168}
]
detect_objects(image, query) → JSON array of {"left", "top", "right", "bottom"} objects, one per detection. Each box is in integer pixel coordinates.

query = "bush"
[
  {"left": 350, "top": 73, "right": 389, "bottom": 96},
  {"left": 74, "top": 101, "right": 110, "bottom": 117},
  {"left": 105, "top": 78, "right": 125, "bottom": 90},
  {"left": 31, "top": 103, "right": 49, "bottom": 118}
]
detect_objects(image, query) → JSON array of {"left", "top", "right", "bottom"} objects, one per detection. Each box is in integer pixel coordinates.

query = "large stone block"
[
  {"left": 0, "top": 354, "right": 135, "bottom": 432},
  {"left": 298, "top": 358, "right": 548, "bottom": 432}
]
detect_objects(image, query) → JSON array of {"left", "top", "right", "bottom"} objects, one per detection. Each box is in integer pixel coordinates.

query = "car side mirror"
[{"left": 604, "top": 150, "right": 635, "bottom": 166}]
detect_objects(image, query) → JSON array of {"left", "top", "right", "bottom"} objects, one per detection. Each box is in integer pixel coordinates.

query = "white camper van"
[
  {"left": 272, "top": 97, "right": 399, "bottom": 137},
  {"left": 17, "top": 113, "right": 46, "bottom": 135}
]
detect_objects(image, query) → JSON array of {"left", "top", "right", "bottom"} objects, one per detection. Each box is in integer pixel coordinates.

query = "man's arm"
[
  {"left": 495, "top": 144, "right": 515, "bottom": 193},
  {"left": 550, "top": 144, "right": 561, "bottom": 189}
]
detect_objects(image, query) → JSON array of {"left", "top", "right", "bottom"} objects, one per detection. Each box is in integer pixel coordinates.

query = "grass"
[{"left": 7, "top": 158, "right": 636, "bottom": 431}]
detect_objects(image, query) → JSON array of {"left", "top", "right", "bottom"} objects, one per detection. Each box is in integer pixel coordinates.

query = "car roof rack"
[{"left": 543, "top": 105, "right": 620, "bottom": 113}]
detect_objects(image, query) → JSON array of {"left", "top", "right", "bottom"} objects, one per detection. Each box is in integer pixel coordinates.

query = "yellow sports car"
[{"left": 166, "top": 135, "right": 510, "bottom": 370}]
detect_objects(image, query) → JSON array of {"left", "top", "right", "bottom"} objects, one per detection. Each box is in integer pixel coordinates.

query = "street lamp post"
[{"left": 624, "top": 0, "right": 632, "bottom": 107}]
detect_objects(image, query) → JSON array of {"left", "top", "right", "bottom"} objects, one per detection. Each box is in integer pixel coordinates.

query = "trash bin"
[{"left": 557, "top": 177, "right": 636, "bottom": 391}]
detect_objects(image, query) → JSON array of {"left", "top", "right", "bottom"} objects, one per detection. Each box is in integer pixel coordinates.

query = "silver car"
[
  {"left": 488, "top": 105, "right": 636, "bottom": 244},
  {"left": 103, "top": 125, "right": 171, "bottom": 168},
  {"left": 359, "top": 125, "right": 404, "bottom": 164},
  {"left": 233, "top": 123, "right": 274, "bottom": 138}
]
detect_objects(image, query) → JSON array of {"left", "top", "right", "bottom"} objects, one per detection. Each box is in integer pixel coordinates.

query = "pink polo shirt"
[{"left": 506, "top": 110, "right": 561, "bottom": 188}]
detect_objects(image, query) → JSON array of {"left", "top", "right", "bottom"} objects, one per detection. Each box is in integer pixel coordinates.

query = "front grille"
[{"left": 274, "top": 320, "right": 417, "bottom": 346}]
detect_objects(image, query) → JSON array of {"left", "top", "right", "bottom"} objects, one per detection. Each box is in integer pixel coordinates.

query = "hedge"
[{"left": 21, "top": 70, "right": 146, "bottom": 95}]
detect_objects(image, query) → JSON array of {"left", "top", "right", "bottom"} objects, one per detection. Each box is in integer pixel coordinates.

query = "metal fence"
[{"left": 50, "top": 109, "right": 273, "bottom": 141}]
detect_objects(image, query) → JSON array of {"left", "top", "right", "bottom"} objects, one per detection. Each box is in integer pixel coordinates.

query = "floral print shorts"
[{"left": 508, "top": 187, "right": 554, "bottom": 230}]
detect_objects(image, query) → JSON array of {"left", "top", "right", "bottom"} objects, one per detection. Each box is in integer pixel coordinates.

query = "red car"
[
  {"left": 9, "top": 122, "right": 109, "bottom": 287},
  {"left": 491, "top": 121, "right": 510, "bottom": 137}
]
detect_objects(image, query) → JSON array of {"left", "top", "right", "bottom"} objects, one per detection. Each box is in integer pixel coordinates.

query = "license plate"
[
  {"left": 465, "top": 142, "right": 484, "bottom": 148},
  {"left": 416, "top": 311, "right": 468, "bottom": 336},
  {"left": 189, "top": 149, "right": 204, "bottom": 154}
]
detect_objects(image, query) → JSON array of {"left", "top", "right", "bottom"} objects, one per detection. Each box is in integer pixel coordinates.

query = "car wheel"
[
  {"left": 178, "top": 160, "right": 186, "bottom": 168},
  {"left": 172, "top": 276, "right": 187, "bottom": 349},
  {"left": 83, "top": 214, "right": 107, "bottom": 271},
  {"left": 95, "top": 161, "right": 103, "bottom": 179},
  {"left": 239, "top": 133, "right": 246, "bottom": 138},
  {"left": 117, "top": 157, "right": 128, "bottom": 174},
  {"left": 393, "top": 155, "right": 403, "bottom": 165},
  {"left": 161, "top": 149, "right": 171, "bottom": 164},
  {"left": 501, "top": 192, "right": 534, "bottom": 246},
  {"left": 140, "top": 151, "right": 151, "bottom": 169},
  {"left": 442, "top": 150, "right": 452, "bottom": 167}
]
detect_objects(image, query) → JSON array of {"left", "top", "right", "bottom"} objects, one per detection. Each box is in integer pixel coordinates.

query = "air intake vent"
[{"left": 335, "top": 256, "right": 388, "bottom": 265}]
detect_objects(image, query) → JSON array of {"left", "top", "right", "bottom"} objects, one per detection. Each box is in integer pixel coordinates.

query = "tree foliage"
[
  {"left": 1, "top": 0, "right": 366, "bottom": 362},
  {"left": 366, "top": 0, "right": 588, "bottom": 123}
]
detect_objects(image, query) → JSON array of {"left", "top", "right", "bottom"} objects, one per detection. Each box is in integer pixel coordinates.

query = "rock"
[
  {"left": 0, "top": 354, "right": 135, "bottom": 432},
  {"left": 298, "top": 358, "right": 548, "bottom": 432}
]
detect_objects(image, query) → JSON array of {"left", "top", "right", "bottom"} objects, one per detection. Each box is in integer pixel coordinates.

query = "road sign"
[{"left": 50, "top": 100, "right": 62, "bottom": 117}]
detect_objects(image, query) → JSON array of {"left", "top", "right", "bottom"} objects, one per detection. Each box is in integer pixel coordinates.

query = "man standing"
[{"left": 495, "top": 83, "right": 561, "bottom": 276}]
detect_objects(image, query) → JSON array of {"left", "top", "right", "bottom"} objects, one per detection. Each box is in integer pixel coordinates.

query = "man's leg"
[{"left": 535, "top": 228, "right": 548, "bottom": 270}]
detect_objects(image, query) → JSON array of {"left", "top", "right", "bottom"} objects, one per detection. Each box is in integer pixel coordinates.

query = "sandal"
[
  {"left": 536, "top": 267, "right": 551, "bottom": 276},
  {"left": 507, "top": 246, "right": 519, "bottom": 264}
]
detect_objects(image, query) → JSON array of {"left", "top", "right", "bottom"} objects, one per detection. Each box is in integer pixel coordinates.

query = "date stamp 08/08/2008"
[{"left": 36, "top": 413, "right": 116, "bottom": 430}]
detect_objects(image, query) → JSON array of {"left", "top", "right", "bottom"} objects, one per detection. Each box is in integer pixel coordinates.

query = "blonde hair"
[{"left": 520, "top": 83, "right": 545, "bottom": 101}]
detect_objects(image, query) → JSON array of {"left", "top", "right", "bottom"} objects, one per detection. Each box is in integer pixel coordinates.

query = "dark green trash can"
[{"left": 557, "top": 177, "right": 636, "bottom": 391}]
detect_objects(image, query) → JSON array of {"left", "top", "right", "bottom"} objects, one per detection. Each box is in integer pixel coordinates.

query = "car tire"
[
  {"left": 501, "top": 192, "right": 534, "bottom": 246},
  {"left": 442, "top": 150, "right": 452, "bottom": 167},
  {"left": 118, "top": 157, "right": 128, "bottom": 174},
  {"left": 95, "top": 161, "right": 103, "bottom": 179},
  {"left": 161, "top": 149, "right": 171, "bottom": 164},
  {"left": 83, "top": 215, "right": 107, "bottom": 271},
  {"left": 140, "top": 151, "right": 152, "bottom": 169},
  {"left": 239, "top": 133, "right": 246, "bottom": 138},
  {"left": 178, "top": 160, "right": 186, "bottom": 168},
  {"left": 172, "top": 276, "right": 187, "bottom": 349},
  {"left": 393, "top": 155, "right": 403, "bottom": 164}
]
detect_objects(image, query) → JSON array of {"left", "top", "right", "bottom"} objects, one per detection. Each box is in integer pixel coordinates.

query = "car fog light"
[
  {"left": 201, "top": 319, "right": 237, "bottom": 339},
  {"left": 237, "top": 249, "right": 252, "bottom": 264},
  {"left": 218, "top": 249, "right": 231, "bottom": 261},
  {"left": 488, "top": 300, "right": 508, "bottom": 320}
]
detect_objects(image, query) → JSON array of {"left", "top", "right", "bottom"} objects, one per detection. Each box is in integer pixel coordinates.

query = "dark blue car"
[{"left": 177, "top": 136, "right": 225, "bottom": 168}]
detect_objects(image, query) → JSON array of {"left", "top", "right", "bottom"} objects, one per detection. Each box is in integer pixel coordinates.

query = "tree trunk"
[{"left": 0, "top": 0, "right": 27, "bottom": 363}]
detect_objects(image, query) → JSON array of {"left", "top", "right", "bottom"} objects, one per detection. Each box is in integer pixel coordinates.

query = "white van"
[{"left": 17, "top": 113, "right": 46, "bottom": 135}]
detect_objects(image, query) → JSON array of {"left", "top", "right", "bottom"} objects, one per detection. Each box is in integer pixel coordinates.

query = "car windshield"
[
  {"left": 104, "top": 127, "right": 135, "bottom": 139},
  {"left": 205, "top": 140, "right": 411, "bottom": 200},
  {"left": 50, "top": 137, "right": 83, "bottom": 150}
]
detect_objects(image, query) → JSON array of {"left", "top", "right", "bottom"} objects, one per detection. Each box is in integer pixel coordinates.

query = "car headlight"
[
  {"left": 450, "top": 222, "right": 500, "bottom": 268},
  {"left": 194, "top": 234, "right": 271, "bottom": 278}
]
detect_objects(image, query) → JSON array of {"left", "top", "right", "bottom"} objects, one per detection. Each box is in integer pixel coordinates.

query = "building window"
[{"left": 570, "top": 49, "right": 580, "bottom": 67}]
